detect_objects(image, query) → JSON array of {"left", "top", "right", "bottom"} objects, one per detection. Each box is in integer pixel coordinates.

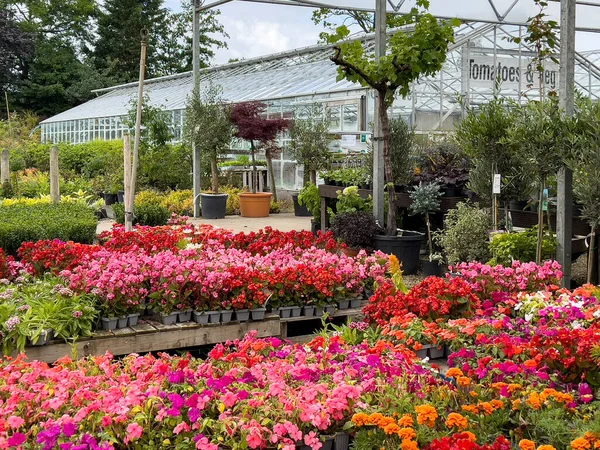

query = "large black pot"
[
  {"left": 509, "top": 200, "right": 528, "bottom": 211},
  {"left": 423, "top": 260, "right": 442, "bottom": 277},
  {"left": 292, "top": 193, "right": 312, "bottom": 217},
  {"left": 200, "top": 193, "right": 228, "bottom": 219},
  {"left": 117, "top": 190, "right": 125, "bottom": 203},
  {"left": 104, "top": 193, "right": 117, "bottom": 205},
  {"left": 442, "top": 186, "right": 462, "bottom": 197},
  {"left": 373, "top": 231, "right": 424, "bottom": 275}
]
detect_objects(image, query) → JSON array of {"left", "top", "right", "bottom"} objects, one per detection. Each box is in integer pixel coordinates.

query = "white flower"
[{"left": 524, "top": 313, "right": 533, "bottom": 322}]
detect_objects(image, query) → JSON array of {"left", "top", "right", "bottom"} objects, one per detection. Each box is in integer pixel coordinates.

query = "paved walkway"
[{"left": 97, "top": 213, "right": 312, "bottom": 234}]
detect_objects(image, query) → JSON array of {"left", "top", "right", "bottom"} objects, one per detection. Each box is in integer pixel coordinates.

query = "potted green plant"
[
  {"left": 298, "top": 182, "right": 321, "bottom": 234},
  {"left": 289, "top": 104, "right": 332, "bottom": 216},
  {"left": 186, "top": 84, "right": 233, "bottom": 219},
  {"left": 409, "top": 181, "right": 443, "bottom": 276},
  {"left": 230, "top": 102, "right": 290, "bottom": 217},
  {"left": 330, "top": 211, "right": 378, "bottom": 256}
]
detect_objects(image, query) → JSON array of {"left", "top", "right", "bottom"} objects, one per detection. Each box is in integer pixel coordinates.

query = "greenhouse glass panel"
[{"left": 342, "top": 104, "right": 358, "bottom": 131}]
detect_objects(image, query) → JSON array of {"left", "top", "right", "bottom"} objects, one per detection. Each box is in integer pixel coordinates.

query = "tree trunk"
[
  {"left": 310, "top": 169, "right": 317, "bottom": 186},
  {"left": 210, "top": 157, "right": 219, "bottom": 194},
  {"left": 377, "top": 90, "right": 396, "bottom": 236},
  {"left": 250, "top": 140, "right": 257, "bottom": 194},
  {"left": 588, "top": 224, "right": 596, "bottom": 284},
  {"left": 425, "top": 213, "right": 433, "bottom": 258},
  {"left": 536, "top": 177, "right": 545, "bottom": 264},
  {"left": 265, "top": 148, "right": 277, "bottom": 203}
]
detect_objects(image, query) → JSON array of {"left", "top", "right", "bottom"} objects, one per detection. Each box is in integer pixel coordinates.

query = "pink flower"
[
  {"left": 173, "top": 422, "right": 190, "bottom": 435},
  {"left": 7, "top": 416, "right": 24, "bottom": 429},
  {"left": 125, "top": 422, "right": 143, "bottom": 443},
  {"left": 304, "top": 431, "right": 322, "bottom": 450}
]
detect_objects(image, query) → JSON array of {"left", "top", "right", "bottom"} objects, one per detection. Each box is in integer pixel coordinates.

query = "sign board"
[
  {"left": 360, "top": 133, "right": 368, "bottom": 143},
  {"left": 466, "top": 55, "right": 559, "bottom": 91},
  {"left": 341, "top": 134, "right": 357, "bottom": 147},
  {"left": 492, "top": 174, "right": 502, "bottom": 194}
]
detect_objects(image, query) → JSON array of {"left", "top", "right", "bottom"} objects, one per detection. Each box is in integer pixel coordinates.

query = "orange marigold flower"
[
  {"left": 491, "top": 382, "right": 508, "bottom": 390},
  {"left": 461, "top": 404, "right": 479, "bottom": 415},
  {"left": 383, "top": 423, "right": 401, "bottom": 435},
  {"left": 509, "top": 383, "right": 524, "bottom": 393},
  {"left": 537, "top": 446, "right": 557, "bottom": 450},
  {"left": 526, "top": 392, "right": 542, "bottom": 410},
  {"left": 415, "top": 405, "right": 438, "bottom": 427},
  {"left": 491, "top": 399, "right": 505, "bottom": 410},
  {"left": 446, "top": 368, "right": 464, "bottom": 378},
  {"left": 457, "top": 376, "right": 472, "bottom": 387},
  {"left": 398, "top": 414, "right": 414, "bottom": 427},
  {"left": 584, "top": 433, "right": 599, "bottom": 442},
  {"left": 463, "top": 432, "right": 477, "bottom": 442},
  {"left": 512, "top": 399, "right": 522, "bottom": 410},
  {"left": 398, "top": 427, "right": 417, "bottom": 440},
  {"left": 571, "top": 438, "right": 592, "bottom": 450},
  {"left": 469, "top": 391, "right": 479, "bottom": 398},
  {"left": 352, "top": 413, "right": 370, "bottom": 426},
  {"left": 445, "top": 413, "right": 469, "bottom": 430},
  {"left": 478, "top": 402, "right": 494, "bottom": 416},
  {"left": 401, "top": 439, "right": 419, "bottom": 450},
  {"left": 519, "top": 440, "right": 536, "bottom": 450}
]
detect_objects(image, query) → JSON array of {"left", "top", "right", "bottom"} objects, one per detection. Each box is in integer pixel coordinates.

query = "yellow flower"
[
  {"left": 445, "top": 413, "right": 469, "bottom": 430},
  {"left": 519, "top": 440, "right": 536, "bottom": 450},
  {"left": 389, "top": 254, "right": 401, "bottom": 274}
]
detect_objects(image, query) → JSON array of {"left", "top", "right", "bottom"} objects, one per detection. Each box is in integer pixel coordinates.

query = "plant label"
[{"left": 492, "top": 174, "right": 501, "bottom": 194}]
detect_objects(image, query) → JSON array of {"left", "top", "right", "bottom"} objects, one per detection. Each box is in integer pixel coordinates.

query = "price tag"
[{"left": 492, "top": 174, "right": 501, "bottom": 194}]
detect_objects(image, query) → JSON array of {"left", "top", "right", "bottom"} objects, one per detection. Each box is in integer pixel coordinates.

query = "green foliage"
[
  {"left": 0, "top": 203, "right": 97, "bottom": 254},
  {"left": 408, "top": 182, "right": 442, "bottom": 217},
  {"left": 289, "top": 105, "right": 333, "bottom": 184},
  {"left": 489, "top": 227, "right": 556, "bottom": 266},
  {"left": 298, "top": 183, "right": 321, "bottom": 222},
  {"left": 1, "top": 181, "right": 14, "bottom": 199},
  {"left": 329, "top": 186, "right": 373, "bottom": 221},
  {"left": 435, "top": 202, "right": 492, "bottom": 265},
  {"left": 184, "top": 83, "right": 232, "bottom": 194},
  {"left": 113, "top": 191, "right": 170, "bottom": 227},
  {"left": 456, "top": 99, "right": 533, "bottom": 204},
  {"left": 388, "top": 117, "right": 415, "bottom": 186}
]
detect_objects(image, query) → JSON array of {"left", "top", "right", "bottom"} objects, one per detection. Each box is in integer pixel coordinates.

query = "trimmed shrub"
[
  {"left": 113, "top": 191, "right": 170, "bottom": 227},
  {"left": 0, "top": 203, "right": 98, "bottom": 254}
]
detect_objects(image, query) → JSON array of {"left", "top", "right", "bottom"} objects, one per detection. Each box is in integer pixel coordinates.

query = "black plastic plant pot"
[
  {"left": 423, "top": 260, "right": 443, "bottom": 277},
  {"left": 311, "top": 220, "right": 321, "bottom": 236},
  {"left": 104, "top": 193, "right": 117, "bottom": 205},
  {"left": 442, "top": 186, "right": 462, "bottom": 197},
  {"left": 292, "top": 193, "right": 312, "bottom": 217},
  {"left": 373, "top": 232, "right": 424, "bottom": 275},
  {"left": 201, "top": 193, "right": 228, "bottom": 219}
]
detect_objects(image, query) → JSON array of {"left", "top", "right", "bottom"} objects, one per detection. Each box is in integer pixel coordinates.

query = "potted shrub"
[
  {"left": 230, "top": 102, "right": 290, "bottom": 217},
  {"left": 330, "top": 211, "right": 378, "bottom": 257},
  {"left": 186, "top": 84, "right": 232, "bottom": 219},
  {"left": 415, "top": 141, "right": 470, "bottom": 197},
  {"left": 409, "top": 181, "right": 443, "bottom": 276},
  {"left": 298, "top": 182, "right": 321, "bottom": 234},
  {"left": 289, "top": 105, "right": 332, "bottom": 216}
]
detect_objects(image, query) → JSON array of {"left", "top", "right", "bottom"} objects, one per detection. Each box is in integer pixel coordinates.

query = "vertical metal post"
[
  {"left": 493, "top": 26, "right": 498, "bottom": 95},
  {"left": 557, "top": 0, "right": 576, "bottom": 287},
  {"left": 439, "top": 70, "right": 444, "bottom": 125},
  {"left": 192, "top": 0, "right": 202, "bottom": 218},
  {"left": 518, "top": 26, "right": 523, "bottom": 102},
  {"left": 124, "top": 134, "right": 133, "bottom": 231},
  {"left": 372, "top": 0, "right": 386, "bottom": 225},
  {"left": 0, "top": 149, "right": 9, "bottom": 185},
  {"left": 49, "top": 146, "right": 60, "bottom": 203},
  {"left": 128, "top": 30, "right": 148, "bottom": 228}
]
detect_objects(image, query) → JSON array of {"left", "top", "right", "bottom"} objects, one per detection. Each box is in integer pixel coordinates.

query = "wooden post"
[
  {"left": 128, "top": 30, "right": 148, "bottom": 228},
  {"left": 49, "top": 145, "right": 60, "bottom": 203},
  {"left": 123, "top": 134, "right": 133, "bottom": 231},
  {"left": 0, "top": 149, "right": 9, "bottom": 185}
]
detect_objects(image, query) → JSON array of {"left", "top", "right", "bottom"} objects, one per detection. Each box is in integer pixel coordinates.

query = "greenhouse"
[{"left": 40, "top": 21, "right": 600, "bottom": 189}]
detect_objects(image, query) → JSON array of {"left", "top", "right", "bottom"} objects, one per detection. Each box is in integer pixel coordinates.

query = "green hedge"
[{"left": 0, "top": 203, "right": 98, "bottom": 254}]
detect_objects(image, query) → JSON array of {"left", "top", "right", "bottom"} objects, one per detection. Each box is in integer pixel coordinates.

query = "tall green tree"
[
  {"left": 93, "top": 0, "right": 228, "bottom": 83},
  {"left": 325, "top": 0, "right": 458, "bottom": 235}
]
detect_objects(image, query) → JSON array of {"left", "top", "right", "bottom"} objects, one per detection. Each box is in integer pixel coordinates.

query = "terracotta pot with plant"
[{"left": 230, "top": 102, "right": 291, "bottom": 217}]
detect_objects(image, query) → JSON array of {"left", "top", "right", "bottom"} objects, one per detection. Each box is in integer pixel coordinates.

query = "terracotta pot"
[
  {"left": 239, "top": 192, "right": 272, "bottom": 218},
  {"left": 342, "top": 247, "right": 360, "bottom": 257}
]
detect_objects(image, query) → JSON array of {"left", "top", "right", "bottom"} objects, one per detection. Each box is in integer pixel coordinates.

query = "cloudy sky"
[{"left": 164, "top": 0, "right": 600, "bottom": 65}]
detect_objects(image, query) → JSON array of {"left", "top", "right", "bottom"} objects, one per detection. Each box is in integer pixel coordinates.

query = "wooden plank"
[
  {"left": 111, "top": 327, "right": 137, "bottom": 337},
  {"left": 23, "top": 319, "right": 281, "bottom": 363},
  {"left": 130, "top": 321, "right": 158, "bottom": 335},
  {"left": 91, "top": 329, "right": 114, "bottom": 339}
]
